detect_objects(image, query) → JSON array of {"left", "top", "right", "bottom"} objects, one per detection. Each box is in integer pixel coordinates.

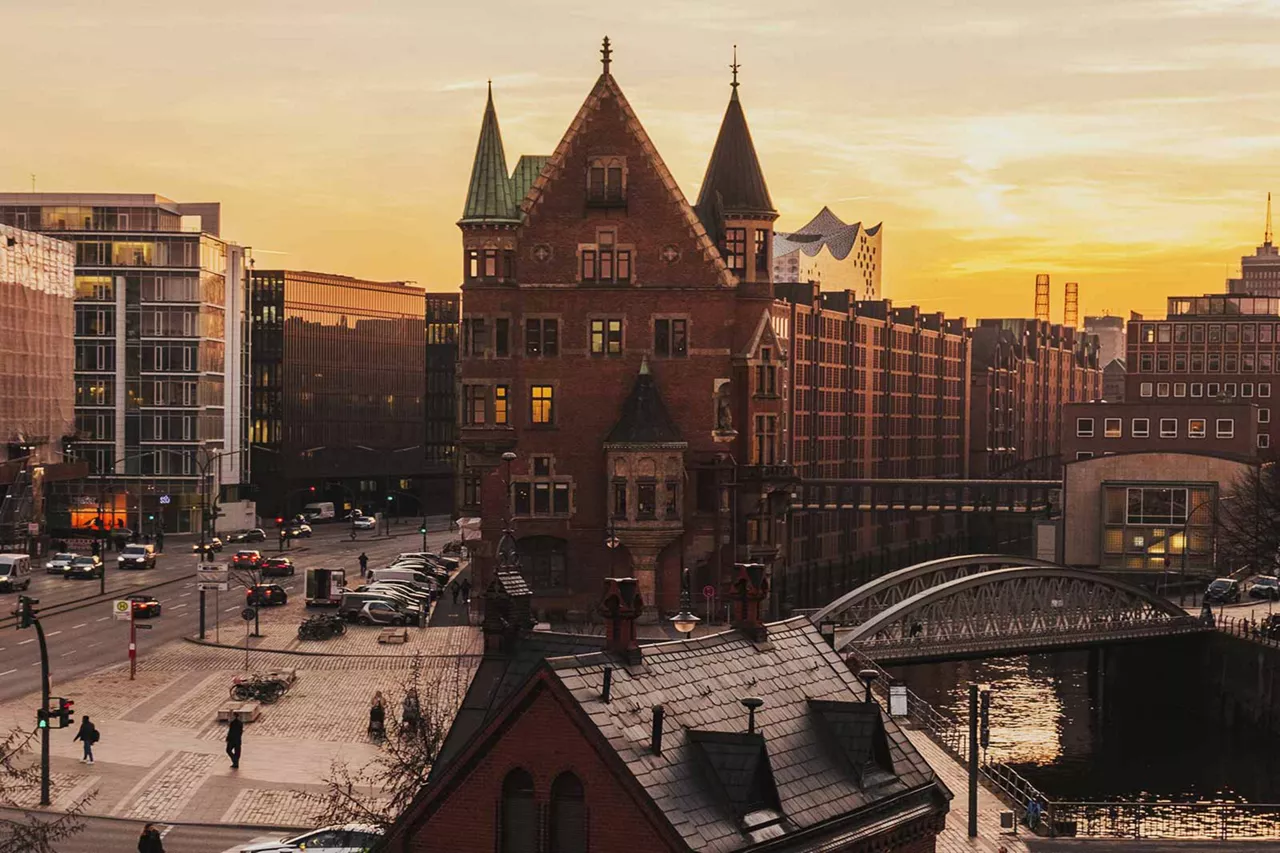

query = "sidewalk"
[
  {"left": 904, "top": 728, "right": 1029, "bottom": 853},
  {"left": 2, "top": 626, "right": 482, "bottom": 826}
]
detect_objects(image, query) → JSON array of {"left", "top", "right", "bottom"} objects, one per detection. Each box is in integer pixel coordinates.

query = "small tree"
[
  {"left": 229, "top": 561, "right": 266, "bottom": 637},
  {"left": 0, "top": 728, "right": 93, "bottom": 853},
  {"left": 1216, "top": 465, "right": 1280, "bottom": 575},
  {"left": 310, "top": 656, "right": 469, "bottom": 830}
]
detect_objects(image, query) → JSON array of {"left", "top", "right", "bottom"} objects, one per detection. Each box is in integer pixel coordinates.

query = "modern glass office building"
[
  {"left": 249, "top": 271, "right": 435, "bottom": 517},
  {"left": 0, "top": 194, "right": 250, "bottom": 534}
]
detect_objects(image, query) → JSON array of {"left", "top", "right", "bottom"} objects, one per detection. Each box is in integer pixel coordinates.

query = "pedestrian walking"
[
  {"left": 449, "top": 581, "right": 460, "bottom": 605},
  {"left": 369, "top": 692, "right": 386, "bottom": 739},
  {"left": 359, "top": 552, "right": 369, "bottom": 577},
  {"left": 73, "top": 716, "right": 98, "bottom": 764},
  {"left": 155, "top": 530, "right": 165, "bottom": 553},
  {"left": 137, "top": 822, "right": 165, "bottom": 853},
  {"left": 460, "top": 577, "right": 472, "bottom": 604},
  {"left": 226, "top": 717, "right": 243, "bottom": 769},
  {"left": 401, "top": 692, "right": 421, "bottom": 733}
]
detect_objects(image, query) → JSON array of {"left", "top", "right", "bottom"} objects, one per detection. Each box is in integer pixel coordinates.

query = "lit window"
[
  {"left": 1104, "top": 418, "right": 1121, "bottom": 438},
  {"left": 590, "top": 319, "right": 623, "bottom": 356},
  {"left": 1216, "top": 419, "right": 1234, "bottom": 439},
  {"left": 1132, "top": 418, "right": 1149, "bottom": 438},
  {"left": 531, "top": 385, "right": 554, "bottom": 425},
  {"left": 1160, "top": 418, "right": 1177, "bottom": 438},
  {"left": 1188, "top": 419, "right": 1206, "bottom": 439},
  {"left": 494, "top": 385, "right": 509, "bottom": 426},
  {"left": 1076, "top": 418, "right": 1095, "bottom": 438}
]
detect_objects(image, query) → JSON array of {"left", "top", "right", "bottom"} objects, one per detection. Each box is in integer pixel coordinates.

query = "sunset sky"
[{"left": 5, "top": 0, "right": 1280, "bottom": 321}]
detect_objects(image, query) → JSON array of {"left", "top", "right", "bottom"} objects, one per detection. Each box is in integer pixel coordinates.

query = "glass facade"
[
  {"left": 1100, "top": 482, "right": 1215, "bottom": 572},
  {"left": 425, "top": 293, "right": 459, "bottom": 510},
  {"left": 251, "top": 271, "right": 432, "bottom": 517},
  {"left": 0, "top": 196, "right": 242, "bottom": 534}
]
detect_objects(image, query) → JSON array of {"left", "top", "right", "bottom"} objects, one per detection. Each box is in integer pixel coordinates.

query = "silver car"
[
  {"left": 226, "top": 823, "right": 382, "bottom": 853},
  {"left": 45, "top": 553, "right": 76, "bottom": 574}
]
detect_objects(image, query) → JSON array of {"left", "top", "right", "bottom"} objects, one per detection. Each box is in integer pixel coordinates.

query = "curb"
[{"left": 181, "top": 630, "right": 481, "bottom": 655}]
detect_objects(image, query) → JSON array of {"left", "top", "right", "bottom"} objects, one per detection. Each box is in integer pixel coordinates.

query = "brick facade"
[{"left": 1127, "top": 295, "right": 1279, "bottom": 458}]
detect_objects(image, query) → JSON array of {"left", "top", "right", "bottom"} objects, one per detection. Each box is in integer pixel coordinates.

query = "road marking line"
[
  {"left": 225, "top": 606, "right": 238, "bottom": 612},
  {"left": 46, "top": 631, "right": 61, "bottom": 637},
  {"left": 72, "top": 623, "right": 87, "bottom": 629},
  {"left": 179, "top": 592, "right": 191, "bottom": 598},
  {"left": 60, "top": 650, "right": 76, "bottom": 657},
  {"left": 172, "top": 603, "right": 188, "bottom": 609},
  {"left": 0, "top": 669, "right": 14, "bottom": 677},
  {"left": 29, "top": 662, "right": 38, "bottom": 667},
  {"left": 17, "top": 639, "right": 34, "bottom": 646},
  {"left": 87, "top": 642, "right": 101, "bottom": 648},
  {"left": 96, "top": 617, "right": 108, "bottom": 622}
]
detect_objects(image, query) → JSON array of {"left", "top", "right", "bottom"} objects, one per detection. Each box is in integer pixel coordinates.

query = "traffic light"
[
  {"left": 309, "top": 486, "right": 316, "bottom": 493},
  {"left": 56, "top": 698, "right": 74, "bottom": 729},
  {"left": 17, "top": 596, "right": 38, "bottom": 630},
  {"left": 419, "top": 525, "right": 427, "bottom": 535},
  {"left": 275, "top": 517, "right": 283, "bottom": 526},
  {"left": 147, "top": 514, "right": 155, "bottom": 522},
  {"left": 36, "top": 708, "right": 48, "bottom": 729},
  {"left": 386, "top": 495, "right": 393, "bottom": 502}
]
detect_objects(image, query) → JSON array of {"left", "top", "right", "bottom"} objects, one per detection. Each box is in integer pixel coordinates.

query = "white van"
[
  {"left": 0, "top": 554, "right": 32, "bottom": 592},
  {"left": 368, "top": 567, "right": 437, "bottom": 592}
]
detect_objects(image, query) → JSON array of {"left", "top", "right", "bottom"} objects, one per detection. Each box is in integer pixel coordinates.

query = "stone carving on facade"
[{"left": 713, "top": 378, "right": 736, "bottom": 438}]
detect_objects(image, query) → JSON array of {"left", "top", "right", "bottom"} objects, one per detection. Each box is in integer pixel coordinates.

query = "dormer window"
[{"left": 587, "top": 157, "right": 626, "bottom": 207}]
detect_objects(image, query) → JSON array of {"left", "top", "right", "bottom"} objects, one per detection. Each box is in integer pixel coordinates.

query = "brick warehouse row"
[{"left": 456, "top": 60, "right": 1101, "bottom": 618}]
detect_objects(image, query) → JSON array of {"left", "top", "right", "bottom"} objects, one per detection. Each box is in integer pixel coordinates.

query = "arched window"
[
  {"left": 550, "top": 772, "right": 586, "bottom": 853},
  {"left": 500, "top": 768, "right": 536, "bottom": 853}
]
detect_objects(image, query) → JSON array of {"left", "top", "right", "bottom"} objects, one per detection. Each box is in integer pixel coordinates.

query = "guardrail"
[{"left": 1216, "top": 613, "right": 1280, "bottom": 649}]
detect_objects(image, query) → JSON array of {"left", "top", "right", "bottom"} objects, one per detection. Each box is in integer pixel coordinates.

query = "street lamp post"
[{"left": 671, "top": 567, "right": 701, "bottom": 638}]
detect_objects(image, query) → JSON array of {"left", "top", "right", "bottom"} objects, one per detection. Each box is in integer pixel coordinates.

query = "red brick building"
[
  {"left": 458, "top": 47, "right": 975, "bottom": 617},
  {"left": 383, "top": 571, "right": 950, "bottom": 853},
  {"left": 1062, "top": 401, "right": 1259, "bottom": 463},
  {"left": 968, "top": 319, "right": 1102, "bottom": 478},
  {"left": 1127, "top": 294, "right": 1279, "bottom": 457}
]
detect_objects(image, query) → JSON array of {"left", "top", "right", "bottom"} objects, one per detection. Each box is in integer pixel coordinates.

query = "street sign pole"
[
  {"left": 199, "top": 589, "right": 206, "bottom": 639},
  {"left": 702, "top": 585, "right": 715, "bottom": 625}
]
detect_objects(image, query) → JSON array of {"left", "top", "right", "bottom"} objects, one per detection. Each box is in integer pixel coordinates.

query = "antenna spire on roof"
[
  {"left": 1267, "top": 192, "right": 1273, "bottom": 246},
  {"left": 601, "top": 36, "right": 612, "bottom": 75},
  {"left": 730, "top": 44, "right": 740, "bottom": 90}
]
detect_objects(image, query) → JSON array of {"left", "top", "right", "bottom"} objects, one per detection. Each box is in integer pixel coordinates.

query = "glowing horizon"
[{"left": 4, "top": 0, "right": 1279, "bottom": 322}]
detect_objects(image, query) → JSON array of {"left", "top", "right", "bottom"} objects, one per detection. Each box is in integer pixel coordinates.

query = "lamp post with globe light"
[{"left": 671, "top": 567, "right": 701, "bottom": 638}]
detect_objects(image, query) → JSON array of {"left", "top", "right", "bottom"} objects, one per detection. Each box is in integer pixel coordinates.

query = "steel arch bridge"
[
  {"left": 809, "top": 554, "right": 1063, "bottom": 628},
  {"left": 809, "top": 557, "right": 1207, "bottom": 663}
]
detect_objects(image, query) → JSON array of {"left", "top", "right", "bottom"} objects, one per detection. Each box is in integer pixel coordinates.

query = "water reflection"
[{"left": 888, "top": 642, "right": 1280, "bottom": 803}]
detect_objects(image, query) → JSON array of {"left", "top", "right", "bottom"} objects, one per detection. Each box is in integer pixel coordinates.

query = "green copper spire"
[{"left": 460, "top": 82, "right": 519, "bottom": 224}]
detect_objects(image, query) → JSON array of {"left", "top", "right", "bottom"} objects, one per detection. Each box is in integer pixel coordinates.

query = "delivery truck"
[{"left": 305, "top": 567, "right": 346, "bottom": 606}]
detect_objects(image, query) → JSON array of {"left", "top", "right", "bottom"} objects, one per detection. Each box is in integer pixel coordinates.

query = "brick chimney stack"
[
  {"left": 730, "top": 562, "right": 770, "bottom": 642},
  {"left": 600, "top": 577, "right": 643, "bottom": 664}
]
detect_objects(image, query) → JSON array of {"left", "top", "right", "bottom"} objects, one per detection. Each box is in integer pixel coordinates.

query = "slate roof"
[
  {"left": 429, "top": 630, "right": 608, "bottom": 782},
  {"left": 510, "top": 155, "right": 550, "bottom": 208},
  {"left": 605, "top": 361, "right": 686, "bottom": 445},
  {"left": 460, "top": 85, "right": 520, "bottom": 224},
  {"left": 696, "top": 89, "right": 776, "bottom": 239},
  {"left": 773, "top": 206, "right": 883, "bottom": 264},
  {"left": 544, "top": 617, "right": 945, "bottom": 852}
]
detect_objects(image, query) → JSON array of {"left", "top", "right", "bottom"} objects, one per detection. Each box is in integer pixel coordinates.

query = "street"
[
  {"left": 0, "top": 809, "right": 269, "bottom": 853},
  {"left": 0, "top": 522, "right": 442, "bottom": 703}
]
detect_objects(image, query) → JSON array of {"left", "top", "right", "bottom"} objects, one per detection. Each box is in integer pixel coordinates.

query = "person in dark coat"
[
  {"left": 449, "top": 581, "right": 460, "bottom": 605},
  {"left": 226, "top": 717, "right": 243, "bottom": 768},
  {"left": 155, "top": 530, "right": 165, "bottom": 553},
  {"left": 137, "top": 822, "right": 164, "bottom": 853},
  {"left": 460, "top": 577, "right": 472, "bottom": 604},
  {"left": 358, "top": 552, "right": 369, "bottom": 577},
  {"left": 73, "top": 716, "right": 98, "bottom": 763}
]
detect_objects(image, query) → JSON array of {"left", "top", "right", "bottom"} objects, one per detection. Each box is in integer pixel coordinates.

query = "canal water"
[{"left": 888, "top": 638, "right": 1280, "bottom": 803}]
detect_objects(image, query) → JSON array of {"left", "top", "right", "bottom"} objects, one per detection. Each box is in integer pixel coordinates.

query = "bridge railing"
[{"left": 1216, "top": 613, "right": 1280, "bottom": 649}]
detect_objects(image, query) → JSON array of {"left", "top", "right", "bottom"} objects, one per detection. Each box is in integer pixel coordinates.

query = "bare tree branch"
[{"left": 0, "top": 727, "right": 94, "bottom": 853}]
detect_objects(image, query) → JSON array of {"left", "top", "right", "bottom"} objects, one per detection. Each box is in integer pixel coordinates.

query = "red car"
[
  {"left": 247, "top": 584, "right": 288, "bottom": 606},
  {"left": 129, "top": 594, "right": 162, "bottom": 618},
  {"left": 231, "top": 550, "right": 263, "bottom": 568}
]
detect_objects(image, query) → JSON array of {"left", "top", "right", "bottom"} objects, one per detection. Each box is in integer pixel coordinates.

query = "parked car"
[
  {"left": 192, "top": 537, "right": 224, "bottom": 554},
  {"left": 247, "top": 584, "right": 289, "bottom": 607},
  {"left": 352, "top": 516, "right": 377, "bottom": 531},
  {"left": 1204, "top": 577, "right": 1242, "bottom": 604},
  {"left": 129, "top": 594, "right": 162, "bottom": 618},
  {"left": 45, "top": 553, "right": 76, "bottom": 574},
  {"left": 227, "top": 822, "right": 382, "bottom": 852},
  {"left": 232, "top": 550, "right": 263, "bottom": 569},
  {"left": 261, "top": 556, "right": 296, "bottom": 577},
  {"left": 227, "top": 528, "right": 267, "bottom": 544},
  {"left": 117, "top": 544, "right": 157, "bottom": 569},
  {"left": 65, "top": 555, "right": 104, "bottom": 580},
  {"left": 355, "top": 600, "right": 410, "bottom": 626},
  {"left": 1249, "top": 575, "right": 1280, "bottom": 600},
  {"left": 338, "top": 592, "right": 414, "bottom": 623}
]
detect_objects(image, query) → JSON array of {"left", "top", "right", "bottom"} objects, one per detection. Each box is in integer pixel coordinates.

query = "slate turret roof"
[
  {"left": 696, "top": 83, "right": 776, "bottom": 238},
  {"left": 605, "top": 359, "right": 686, "bottom": 445}
]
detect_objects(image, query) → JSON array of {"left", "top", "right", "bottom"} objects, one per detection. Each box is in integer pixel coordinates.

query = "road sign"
[
  {"left": 702, "top": 585, "right": 716, "bottom": 600},
  {"left": 240, "top": 607, "right": 256, "bottom": 622},
  {"left": 27, "top": 523, "right": 38, "bottom": 535},
  {"left": 159, "top": 495, "right": 171, "bottom": 505},
  {"left": 112, "top": 600, "right": 132, "bottom": 622},
  {"left": 198, "top": 582, "right": 229, "bottom": 592}
]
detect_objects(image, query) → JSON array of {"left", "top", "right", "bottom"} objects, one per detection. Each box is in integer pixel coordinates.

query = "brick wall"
[{"left": 406, "top": 686, "right": 674, "bottom": 853}]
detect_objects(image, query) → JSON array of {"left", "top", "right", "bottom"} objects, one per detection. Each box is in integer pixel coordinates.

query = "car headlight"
[{"left": 117, "top": 557, "right": 124, "bottom": 562}]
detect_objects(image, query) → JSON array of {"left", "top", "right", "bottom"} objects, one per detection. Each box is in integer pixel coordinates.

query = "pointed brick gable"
[{"left": 518, "top": 74, "right": 734, "bottom": 289}]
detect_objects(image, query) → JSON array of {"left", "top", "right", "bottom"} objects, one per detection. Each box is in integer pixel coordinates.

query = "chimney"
[
  {"left": 729, "top": 562, "right": 770, "bottom": 642},
  {"left": 601, "top": 666, "right": 613, "bottom": 703},
  {"left": 651, "top": 704, "right": 665, "bottom": 755},
  {"left": 599, "top": 577, "right": 643, "bottom": 664}
]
